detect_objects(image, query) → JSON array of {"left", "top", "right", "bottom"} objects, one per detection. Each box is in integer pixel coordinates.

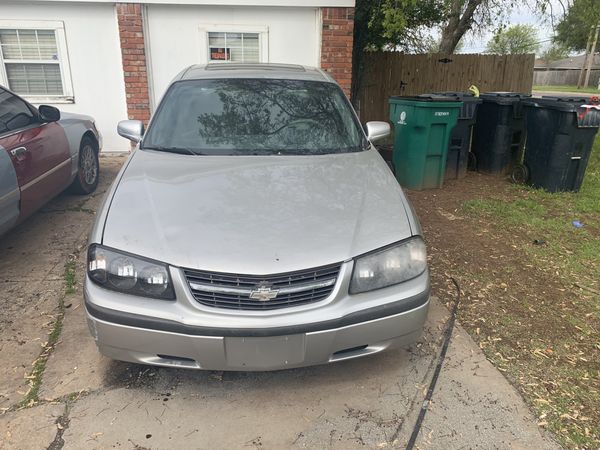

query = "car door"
[
  {"left": 0, "top": 145, "right": 19, "bottom": 235},
  {"left": 0, "top": 88, "right": 71, "bottom": 220}
]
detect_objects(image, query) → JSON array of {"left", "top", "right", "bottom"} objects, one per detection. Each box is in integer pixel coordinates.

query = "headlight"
[
  {"left": 87, "top": 244, "right": 175, "bottom": 300},
  {"left": 349, "top": 237, "right": 427, "bottom": 294}
]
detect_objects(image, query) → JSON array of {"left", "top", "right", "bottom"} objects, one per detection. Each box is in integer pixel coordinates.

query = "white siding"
[
  {"left": 35, "top": 0, "right": 353, "bottom": 6},
  {"left": 146, "top": 5, "right": 320, "bottom": 104},
  {"left": 0, "top": 2, "right": 129, "bottom": 152}
]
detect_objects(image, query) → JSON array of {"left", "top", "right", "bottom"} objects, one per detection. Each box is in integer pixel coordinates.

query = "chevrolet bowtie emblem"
[{"left": 249, "top": 284, "right": 279, "bottom": 301}]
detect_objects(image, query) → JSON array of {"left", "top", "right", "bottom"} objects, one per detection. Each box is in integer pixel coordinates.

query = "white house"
[{"left": 0, "top": 0, "right": 355, "bottom": 152}]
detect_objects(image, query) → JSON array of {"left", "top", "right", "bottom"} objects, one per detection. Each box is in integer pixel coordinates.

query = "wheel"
[
  {"left": 70, "top": 136, "right": 99, "bottom": 195},
  {"left": 510, "top": 163, "right": 529, "bottom": 184}
]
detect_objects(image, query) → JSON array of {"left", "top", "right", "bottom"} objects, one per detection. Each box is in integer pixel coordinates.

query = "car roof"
[{"left": 176, "top": 63, "right": 337, "bottom": 84}]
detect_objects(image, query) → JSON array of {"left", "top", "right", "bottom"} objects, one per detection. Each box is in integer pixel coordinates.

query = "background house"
[
  {"left": 534, "top": 54, "right": 600, "bottom": 87},
  {"left": 0, "top": 0, "right": 355, "bottom": 152}
]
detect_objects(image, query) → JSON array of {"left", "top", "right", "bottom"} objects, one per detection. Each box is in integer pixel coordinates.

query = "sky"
[{"left": 458, "top": 1, "right": 567, "bottom": 54}]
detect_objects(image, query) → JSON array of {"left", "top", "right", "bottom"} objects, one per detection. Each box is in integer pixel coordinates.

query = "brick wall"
[
  {"left": 116, "top": 3, "right": 151, "bottom": 124},
  {"left": 320, "top": 7, "right": 354, "bottom": 98}
]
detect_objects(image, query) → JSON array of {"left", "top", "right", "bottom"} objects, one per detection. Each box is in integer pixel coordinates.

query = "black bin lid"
[
  {"left": 523, "top": 96, "right": 594, "bottom": 112},
  {"left": 541, "top": 95, "right": 590, "bottom": 102},
  {"left": 480, "top": 92, "right": 531, "bottom": 105}
]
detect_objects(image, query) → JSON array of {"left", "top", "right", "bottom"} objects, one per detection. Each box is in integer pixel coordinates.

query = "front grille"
[{"left": 183, "top": 263, "right": 342, "bottom": 311}]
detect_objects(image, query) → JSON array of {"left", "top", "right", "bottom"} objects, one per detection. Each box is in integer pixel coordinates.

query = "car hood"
[
  {"left": 58, "top": 111, "right": 94, "bottom": 123},
  {"left": 102, "top": 148, "right": 414, "bottom": 274}
]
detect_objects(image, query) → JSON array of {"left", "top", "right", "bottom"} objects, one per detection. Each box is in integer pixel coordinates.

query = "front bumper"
[
  {"left": 84, "top": 262, "right": 430, "bottom": 371},
  {"left": 86, "top": 297, "right": 429, "bottom": 371}
]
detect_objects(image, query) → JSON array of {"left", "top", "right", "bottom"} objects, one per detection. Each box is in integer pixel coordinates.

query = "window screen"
[
  {"left": 208, "top": 32, "right": 260, "bottom": 63},
  {"left": 0, "top": 29, "right": 64, "bottom": 95}
]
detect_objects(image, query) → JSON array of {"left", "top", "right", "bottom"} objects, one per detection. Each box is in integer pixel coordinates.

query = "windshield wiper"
[{"left": 142, "top": 145, "right": 200, "bottom": 155}]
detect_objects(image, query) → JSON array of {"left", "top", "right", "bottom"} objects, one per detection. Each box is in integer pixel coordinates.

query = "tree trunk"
[{"left": 439, "top": 0, "right": 484, "bottom": 54}]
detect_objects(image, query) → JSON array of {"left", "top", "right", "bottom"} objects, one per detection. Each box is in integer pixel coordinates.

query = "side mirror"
[
  {"left": 38, "top": 105, "right": 60, "bottom": 122},
  {"left": 366, "top": 121, "right": 391, "bottom": 143},
  {"left": 117, "top": 120, "right": 144, "bottom": 143}
]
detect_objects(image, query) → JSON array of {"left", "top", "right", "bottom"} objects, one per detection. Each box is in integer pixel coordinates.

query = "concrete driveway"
[{"left": 0, "top": 155, "right": 560, "bottom": 450}]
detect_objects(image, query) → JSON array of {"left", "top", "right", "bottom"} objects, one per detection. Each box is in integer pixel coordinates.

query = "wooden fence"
[
  {"left": 356, "top": 52, "right": 535, "bottom": 122},
  {"left": 533, "top": 68, "right": 600, "bottom": 87}
]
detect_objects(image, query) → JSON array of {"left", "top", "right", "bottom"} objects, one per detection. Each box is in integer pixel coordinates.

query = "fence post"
[
  {"left": 577, "top": 27, "right": 594, "bottom": 89},
  {"left": 584, "top": 25, "right": 600, "bottom": 88}
]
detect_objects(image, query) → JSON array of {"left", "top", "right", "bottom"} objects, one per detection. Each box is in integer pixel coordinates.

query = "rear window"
[{"left": 142, "top": 78, "right": 365, "bottom": 155}]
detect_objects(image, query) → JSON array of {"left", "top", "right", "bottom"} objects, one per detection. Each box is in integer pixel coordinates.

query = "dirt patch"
[{"left": 407, "top": 172, "right": 599, "bottom": 449}]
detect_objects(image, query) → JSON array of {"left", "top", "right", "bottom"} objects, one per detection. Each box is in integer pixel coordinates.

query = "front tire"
[{"left": 70, "top": 136, "right": 99, "bottom": 195}]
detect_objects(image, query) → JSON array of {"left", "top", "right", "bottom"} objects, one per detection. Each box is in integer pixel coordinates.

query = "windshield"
[{"left": 142, "top": 78, "right": 365, "bottom": 155}]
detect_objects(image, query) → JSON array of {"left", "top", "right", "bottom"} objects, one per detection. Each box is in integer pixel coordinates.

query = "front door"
[{"left": 0, "top": 88, "right": 71, "bottom": 220}]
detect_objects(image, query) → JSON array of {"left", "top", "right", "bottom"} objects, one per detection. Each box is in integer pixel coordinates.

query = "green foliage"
[
  {"left": 485, "top": 24, "right": 540, "bottom": 54},
  {"left": 555, "top": 0, "right": 600, "bottom": 52},
  {"left": 541, "top": 42, "right": 571, "bottom": 61},
  {"left": 355, "top": 0, "right": 445, "bottom": 53},
  {"left": 352, "top": 0, "right": 446, "bottom": 98},
  {"left": 354, "top": 0, "right": 556, "bottom": 56},
  {"left": 425, "top": 36, "right": 465, "bottom": 53}
]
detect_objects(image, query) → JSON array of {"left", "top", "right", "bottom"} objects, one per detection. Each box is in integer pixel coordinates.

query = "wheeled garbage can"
[
  {"left": 520, "top": 96, "right": 600, "bottom": 192},
  {"left": 389, "top": 96, "right": 462, "bottom": 190},
  {"left": 472, "top": 92, "right": 530, "bottom": 175},
  {"left": 432, "top": 92, "right": 482, "bottom": 179}
]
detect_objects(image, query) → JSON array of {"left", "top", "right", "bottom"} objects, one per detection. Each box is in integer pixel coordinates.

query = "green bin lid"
[
  {"left": 431, "top": 92, "right": 482, "bottom": 103},
  {"left": 389, "top": 95, "right": 460, "bottom": 102}
]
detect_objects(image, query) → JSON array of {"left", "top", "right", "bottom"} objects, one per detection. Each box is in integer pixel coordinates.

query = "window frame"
[
  {"left": 0, "top": 86, "right": 42, "bottom": 138},
  {"left": 0, "top": 20, "right": 74, "bottom": 104},
  {"left": 199, "top": 25, "right": 269, "bottom": 64}
]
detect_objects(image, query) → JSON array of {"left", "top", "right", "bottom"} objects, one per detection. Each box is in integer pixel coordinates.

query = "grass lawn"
[
  {"left": 533, "top": 85, "right": 600, "bottom": 95},
  {"left": 407, "top": 136, "right": 600, "bottom": 449},
  {"left": 462, "top": 139, "right": 600, "bottom": 448},
  {"left": 464, "top": 141, "right": 600, "bottom": 288}
]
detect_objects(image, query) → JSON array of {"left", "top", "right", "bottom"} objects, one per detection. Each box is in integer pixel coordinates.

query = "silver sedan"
[{"left": 84, "top": 63, "right": 429, "bottom": 371}]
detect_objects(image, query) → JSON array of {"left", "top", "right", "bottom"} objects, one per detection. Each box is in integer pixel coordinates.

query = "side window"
[{"left": 0, "top": 88, "right": 36, "bottom": 135}]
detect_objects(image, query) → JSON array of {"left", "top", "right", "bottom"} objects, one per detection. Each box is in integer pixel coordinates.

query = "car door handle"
[{"left": 10, "top": 147, "right": 27, "bottom": 157}]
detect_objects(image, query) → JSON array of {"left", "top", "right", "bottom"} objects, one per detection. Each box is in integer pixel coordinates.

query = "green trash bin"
[{"left": 389, "top": 96, "right": 462, "bottom": 190}]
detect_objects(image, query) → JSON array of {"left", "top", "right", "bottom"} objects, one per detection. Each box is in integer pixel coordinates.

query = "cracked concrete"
[
  {"left": 0, "top": 154, "right": 561, "bottom": 450},
  {"left": 0, "top": 402, "right": 64, "bottom": 449},
  {"left": 0, "top": 155, "right": 125, "bottom": 410},
  {"left": 39, "top": 288, "right": 108, "bottom": 401}
]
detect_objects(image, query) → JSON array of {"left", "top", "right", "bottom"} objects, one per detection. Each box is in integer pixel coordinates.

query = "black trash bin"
[
  {"left": 430, "top": 92, "right": 482, "bottom": 179},
  {"left": 520, "top": 96, "right": 600, "bottom": 192},
  {"left": 472, "top": 92, "right": 531, "bottom": 175}
]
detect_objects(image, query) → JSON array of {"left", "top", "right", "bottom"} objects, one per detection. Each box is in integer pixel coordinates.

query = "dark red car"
[{"left": 0, "top": 86, "right": 101, "bottom": 235}]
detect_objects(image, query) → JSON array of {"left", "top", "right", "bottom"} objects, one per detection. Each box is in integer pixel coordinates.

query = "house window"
[
  {"left": 0, "top": 21, "right": 73, "bottom": 102},
  {"left": 208, "top": 32, "right": 260, "bottom": 63}
]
